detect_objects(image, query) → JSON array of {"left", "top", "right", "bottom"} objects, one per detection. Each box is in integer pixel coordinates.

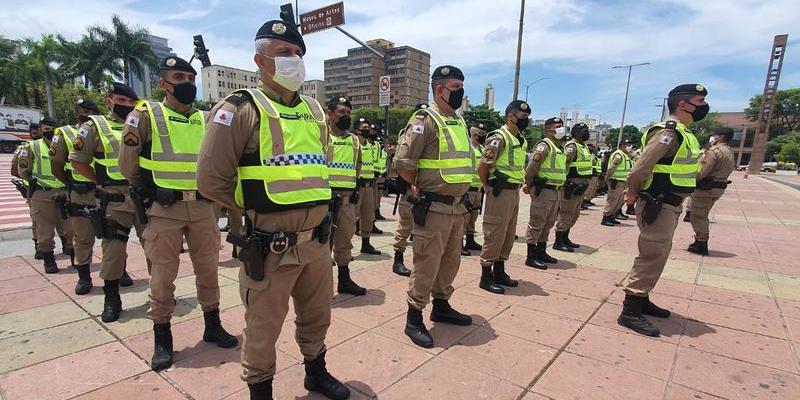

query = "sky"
[{"left": 2, "top": 0, "right": 799, "bottom": 127}]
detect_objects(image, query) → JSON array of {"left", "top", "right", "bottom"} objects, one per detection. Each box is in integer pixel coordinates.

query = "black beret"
[
  {"left": 76, "top": 99, "right": 99, "bottom": 112},
  {"left": 415, "top": 103, "right": 429, "bottom": 111},
  {"left": 713, "top": 127, "right": 735, "bottom": 141},
  {"left": 504, "top": 100, "right": 531, "bottom": 115},
  {"left": 108, "top": 82, "right": 138, "bottom": 101},
  {"left": 356, "top": 117, "right": 370, "bottom": 126},
  {"left": 29, "top": 123, "right": 40, "bottom": 130},
  {"left": 326, "top": 96, "right": 352, "bottom": 110},
  {"left": 668, "top": 83, "right": 707, "bottom": 97},
  {"left": 431, "top": 65, "right": 464, "bottom": 81},
  {"left": 544, "top": 117, "right": 563, "bottom": 127},
  {"left": 255, "top": 20, "right": 306, "bottom": 56},
  {"left": 571, "top": 123, "right": 589, "bottom": 134},
  {"left": 160, "top": 56, "right": 197, "bottom": 75},
  {"left": 40, "top": 116, "right": 58, "bottom": 127}
]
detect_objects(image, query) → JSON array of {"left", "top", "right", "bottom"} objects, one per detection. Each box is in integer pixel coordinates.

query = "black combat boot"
[
  {"left": 642, "top": 296, "right": 671, "bottom": 318},
  {"left": 303, "top": 351, "right": 350, "bottom": 400},
  {"left": 220, "top": 223, "right": 231, "bottom": 232},
  {"left": 525, "top": 243, "right": 547, "bottom": 270},
  {"left": 687, "top": 240, "right": 709, "bottom": 256},
  {"left": 151, "top": 323, "right": 174, "bottom": 371},
  {"left": 625, "top": 204, "right": 636, "bottom": 215},
  {"left": 392, "top": 251, "right": 411, "bottom": 276},
  {"left": 464, "top": 234, "right": 482, "bottom": 251},
  {"left": 615, "top": 209, "right": 629, "bottom": 220},
  {"left": 404, "top": 304, "right": 433, "bottom": 348},
  {"left": 370, "top": 223, "right": 383, "bottom": 234},
  {"left": 479, "top": 265, "right": 505, "bottom": 294},
  {"left": 203, "top": 308, "right": 238, "bottom": 348},
  {"left": 101, "top": 280, "right": 122, "bottom": 322},
  {"left": 461, "top": 241, "right": 470, "bottom": 256},
  {"left": 493, "top": 261, "right": 518, "bottom": 287},
  {"left": 337, "top": 265, "right": 367, "bottom": 296},
  {"left": 537, "top": 242, "right": 558, "bottom": 264},
  {"left": 430, "top": 298, "right": 472, "bottom": 326},
  {"left": 601, "top": 215, "right": 617, "bottom": 227},
  {"left": 375, "top": 209, "right": 386, "bottom": 221},
  {"left": 360, "top": 237, "right": 381, "bottom": 255},
  {"left": 617, "top": 294, "right": 660, "bottom": 337},
  {"left": 580, "top": 200, "right": 590, "bottom": 210},
  {"left": 552, "top": 231, "right": 574, "bottom": 252},
  {"left": 74, "top": 264, "right": 93, "bottom": 295},
  {"left": 119, "top": 269, "right": 134, "bottom": 287},
  {"left": 248, "top": 379, "right": 272, "bottom": 400},
  {"left": 563, "top": 229, "right": 580, "bottom": 249},
  {"left": 43, "top": 252, "right": 58, "bottom": 274},
  {"left": 683, "top": 211, "right": 691, "bottom": 222}
]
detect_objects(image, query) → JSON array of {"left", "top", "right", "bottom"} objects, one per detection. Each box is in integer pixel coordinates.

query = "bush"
[{"left": 778, "top": 162, "right": 797, "bottom": 171}]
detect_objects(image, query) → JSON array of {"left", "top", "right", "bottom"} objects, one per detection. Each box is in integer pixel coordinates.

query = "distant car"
[{"left": 736, "top": 162, "right": 777, "bottom": 172}]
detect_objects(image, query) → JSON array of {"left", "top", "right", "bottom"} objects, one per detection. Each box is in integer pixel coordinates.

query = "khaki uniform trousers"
[
  {"left": 603, "top": 179, "right": 626, "bottom": 217},
  {"left": 407, "top": 210, "right": 467, "bottom": 310},
  {"left": 98, "top": 187, "right": 145, "bottom": 281},
  {"left": 555, "top": 187, "right": 584, "bottom": 232},
  {"left": 30, "top": 189, "right": 73, "bottom": 253},
  {"left": 690, "top": 188, "right": 724, "bottom": 242},
  {"left": 392, "top": 195, "right": 413, "bottom": 253},
  {"left": 143, "top": 205, "right": 221, "bottom": 323},
  {"left": 622, "top": 197, "right": 683, "bottom": 296},
  {"left": 332, "top": 190, "right": 356, "bottom": 266},
  {"left": 373, "top": 179, "right": 383, "bottom": 212},
  {"left": 479, "top": 189, "right": 519, "bottom": 267},
  {"left": 358, "top": 181, "right": 376, "bottom": 237},
  {"left": 463, "top": 190, "right": 481, "bottom": 235},
  {"left": 239, "top": 239, "right": 332, "bottom": 383},
  {"left": 69, "top": 190, "right": 96, "bottom": 266},
  {"left": 526, "top": 187, "right": 561, "bottom": 244},
  {"left": 584, "top": 176, "right": 599, "bottom": 201}
]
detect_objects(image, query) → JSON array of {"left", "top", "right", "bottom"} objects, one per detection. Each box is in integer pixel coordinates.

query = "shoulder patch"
[
  {"left": 482, "top": 148, "right": 495, "bottom": 160},
  {"left": 213, "top": 109, "right": 234, "bottom": 126},
  {"left": 225, "top": 94, "right": 247, "bottom": 106},
  {"left": 658, "top": 135, "right": 673, "bottom": 145},
  {"left": 411, "top": 124, "right": 424, "bottom": 134},
  {"left": 19, "top": 149, "right": 28, "bottom": 157},
  {"left": 78, "top": 128, "right": 89, "bottom": 138},
  {"left": 536, "top": 144, "right": 547, "bottom": 152},
  {"left": 123, "top": 131, "right": 139, "bottom": 147},
  {"left": 488, "top": 138, "right": 501, "bottom": 148},
  {"left": 73, "top": 137, "right": 85, "bottom": 151},
  {"left": 52, "top": 135, "right": 60, "bottom": 143},
  {"left": 125, "top": 114, "right": 140, "bottom": 128}
]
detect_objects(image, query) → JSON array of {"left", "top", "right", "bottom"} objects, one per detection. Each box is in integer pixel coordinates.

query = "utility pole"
[
  {"left": 512, "top": 0, "right": 526, "bottom": 100},
  {"left": 612, "top": 62, "right": 650, "bottom": 147}
]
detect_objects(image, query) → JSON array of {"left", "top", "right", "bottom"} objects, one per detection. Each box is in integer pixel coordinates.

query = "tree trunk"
[
  {"left": 123, "top": 58, "right": 130, "bottom": 85},
  {"left": 33, "top": 88, "right": 41, "bottom": 108},
  {"left": 44, "top": 69, "right": 55, "bottom": 118}
]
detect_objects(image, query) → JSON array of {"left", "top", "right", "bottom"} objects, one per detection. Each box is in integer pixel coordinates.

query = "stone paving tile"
[
  {"left": 673, "top": 346, "right": 800, "bottom": 400},
  {"left": 651, "top": 278, "right": 697, "bottom": 299},
  {"left": 517, "top": 290, "right": 603, "bottom": 321},
  {"left": 0, "top": 286, "right": 68, "bottom": 314},
  {"left": 589, "top": 302, "right": 690, "bottom": 344},
  {"left": 330, "top": 293, "right": 407, "bottom": 330},
  {"left": 519, "top": 392, "right": 553, "bottom": 400},
  {"left": 223, "top": 363, "right": 373, "bottom": 400},
  {"left": 777, "top": 298, "right": 800, "bottom": 320},
  {"left": 769, "top": 272, "right": 800, "bottom": 301},
  {"left": 371, "top": 311, "right": 480, "bottom": 355},
  {"left": 0, "top": 300, "right": 88, "bottom": 340},
  {"left": 72, "top": 371, "right": 187, "bottom": 400},
  {"left": 0, "top": 273, "right": 53, "bottom": 296},
  {"left": 0, "top": 342, "right": 149, "bottom": 400},
  {"left": 542, "top": 274, "right": 616, "bottom": 301},
  {"left": 784, "top": 316, "right": 800, "bottom": 343},
  {"left": 697, "top": 264, "right": 772, "bottom": 296},
  {"left": 123, "top": 315, "right": 237, "bottom": 366},
  {"left": 666, "top": 384, "right": 730, "bottom": 400},
  {"left": 687, "top": 300, "right": 787, "bottom": 338},
  {"left": 162, "top": 344, "right": 266, "bottom": 400},
  {"left": 491, "top": 305, "right": 584, "bottom": 349},
  {"left": 692, "top": 284, "right": 779, "bottom": 314},
  {"left": 533, "top": 351, "right": 667, "bottom": 400}
]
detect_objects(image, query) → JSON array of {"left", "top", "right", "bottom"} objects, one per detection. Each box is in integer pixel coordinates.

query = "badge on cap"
[
  {"left": 441, "top": 67, "right": 450, "bottom": 75},
  {"left": 339, "top": 97, "right": 347, "bottom": 102},
  {"left": 166, "top": 58, "right": 176, "bottom": 67},
  {"left": 420, "top": 104, "right": 428, "bottom": 109},
  {"left": 696, "top": 84, "right": 705, "bottom": 92},
  {"left": 554, "top": 118, "right": 561, "bottom": 122},
  {"left": 521, "top": 103, "right": 528, "bottom": 110},
  {"left": 272, "top": 22, "right": 286, "bottom": 35}
]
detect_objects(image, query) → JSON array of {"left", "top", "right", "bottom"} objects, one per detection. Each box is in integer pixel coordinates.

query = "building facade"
[
  {"left": 200, "top": 65, "right": 260, "bottom": 104},
  {"left": 300, "top": 80, "right": 326, "bottom": 102},
  {"left": 129, "top": 35, "right": 176, "bottom": 99},
  {"left": 324, "top": 39, "right": 430, "bottom": 109},
  {"left": 483, "top": 84, "right": 495, "bottom": 110}
]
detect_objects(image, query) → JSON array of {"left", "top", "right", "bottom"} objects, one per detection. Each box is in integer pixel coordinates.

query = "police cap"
[
  {"left": 504, "top": 100, "right": 531, "bottom": 116},
  {"left": 571, "top": 122, "right": 589, "bottom": 135},
  {"left": 470, "top": 124, "right": 487, "bottom": 136},
  {"left": 356, "top": 117, "right": 370, "bottom": 127},
  {"left": 713, "top": 127, "right": 735, "bottom": 142},
  {"left": 160, "top": 56, "right": 197, "bottom": 75},
  {"left": 108, "top": 82, "right": 138, "bottom": 101},
  {"left": 76, "top": 99, "right": 99, "bottom": 113},
  {"left": 255, "top": 20, "right": 306, "bottom": 56},
  {"left": 668, "top": 83, "right": 707, "bottom": 98},
  {"left": 544, "top": 117, "right": 563, "bottom": 128},
  {"left": 40, "top": 115, "right": 58, "bottom": 127},
  {"left": 414, "top": 103, "right": 429, "bottom": 111},
  {"left": 327, "top": 96, "right": 352, "bottom": 111},
  {"left": 431, "top": 65, "right": 464, "bottom": 81}
]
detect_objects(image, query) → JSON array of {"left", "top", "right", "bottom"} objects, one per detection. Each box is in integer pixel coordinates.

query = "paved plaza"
[{"left": 1, "top": 172, "right": 799, "bottom": 400}]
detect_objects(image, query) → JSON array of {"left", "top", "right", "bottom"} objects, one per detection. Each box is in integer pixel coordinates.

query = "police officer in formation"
[
  {"left": 354, "top": 118, "right": 382, "bottom": 254},
  {"left": 70, "top": 82, "right": 141, "bottom": 323},
  {"left": 50, "top": 100, "right": 100, "bottom": 294},
  {"left": 687, "top": 126, "right": 735, "bottom": 255},
  {"left": 553, "top": 122, "right": 592, "bottom": 251},
  {"left": 461, "top": 123, "right": 486, "bottom": 256},
  {"left": 523, "top": 117, "right": 568, "bottom": 269},
  {"left": 582, "top": 144, "right": 602, "bottom": 209},
  {"left": 600, "top": 140, "right": 635, "bottom": 226},
  {"left": 196, "top": 20, "right": 349, "bottom": 400},
  {"left": 619, "top": 84, "right": 707, "bottom": 337},
  {"left": 11, "top": 125, "right": 40, "bottom": 257},
  {"left": 373, "top": 134, "right": 388, "bottom": 222},
  {"left": 326, "top": 96, "right": 368, "bottom": 296},
  {"left": 395, "top": 65, "right": 474, "bottom": 349}
]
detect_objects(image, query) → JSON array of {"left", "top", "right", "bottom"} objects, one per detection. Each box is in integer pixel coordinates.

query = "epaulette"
[
  {"left": 664, "top": 121, "right": 677, "bottom": 131},
  {"left": 225, "top": 93, "right": 248, "bottom": 106}
]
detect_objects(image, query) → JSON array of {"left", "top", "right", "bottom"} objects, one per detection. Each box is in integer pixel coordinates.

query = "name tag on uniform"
[
  {"left": 168, "top": 116, "right": 189, "bottom": 124},
  {"left": 445, "top": 121, "right": 459, "bottom": 125},
  {"left": 279, "top": 113, "right": 299, "bottom": 120}
]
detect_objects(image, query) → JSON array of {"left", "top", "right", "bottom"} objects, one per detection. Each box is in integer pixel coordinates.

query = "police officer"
[
  {"left": 553, "top": 123, "right": 592, "bottom": 251},
  {"left": 601, "top": 141, "right": 634, "bottom": 226},
  {"left": 50, "top": 100, "right": 101, "bottom": 294},
  {"left": 326, "top": 96, "right": 367, "bottom": 296},
  {"left": 523, "top": 117, "right": 568, "bottom": 269},
  {"left": 619, "top": 84, "right": 707, "bottom": 337},
  {"left": 395, "top": 65, "right": 474, "bottom": 348},
  {"left": 373, "top": 135, "right": 388, "bottom": 222},
  {"left": 477, "top": 101, "right": 531, "bottom": 293},
  {"left": 462, "top": 123, "right": 486, "bottom": 256},
  {"left": 12, "top": 126, "right": 38, "bottom": 257},
  {"left": 355, "top": 118, "right": 381, "bottom": 254},
  {"left": 18, "top": 116, "right": 75, "bottom": 273},
  {"left": 70, "top": 82, "right": 142, "bottom": 323},
  {"left": 196, "top": 20, "right": 349, "bottom": 400},
  {"left": 582, "top": 144, "right": 601, "bottom": 209},
  {"left": 688, "top": 127, "right": 735, "bottom": 255},
  {"left": 118, "top": 56, "right": 237, "bottom": 371}
]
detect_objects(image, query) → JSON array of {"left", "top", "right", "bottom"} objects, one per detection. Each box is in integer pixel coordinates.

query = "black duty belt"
[
  {"left": 421, "top": 192, "right": 463, "bottom": 205},
  {"left": 95, "top": 189, "right": 126, "bottom": 203},
  {"left": 358, "top": 179, "right": 375, "bottom": 187},
  {"left": 491, "top": 180, "right": 521, "bottom": 190},
  {"left": 543, "top": 184, "right": 560, "bottom": 191},
  {"left": 647, "top": 191, "right": 683, "bottom": 207},
  {"left": 69, "top": 182, "right": 96, "bottom": 194},
  {"left": 253, "top": 227, "right": 319, "bottom": 254},
  {"left": 468, "top": 187, "right": 481, "bottom": 192}
]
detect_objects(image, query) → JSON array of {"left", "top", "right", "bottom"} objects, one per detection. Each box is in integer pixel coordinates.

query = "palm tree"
[
  {"left": 89, "top": 15, "right": 157, "bottom": 85},
  {"left": 22, "top": 34, "right": 63, "bottom": 117},
  {"left": 58, "top": 34, "right": 122, "bottom": 88}
]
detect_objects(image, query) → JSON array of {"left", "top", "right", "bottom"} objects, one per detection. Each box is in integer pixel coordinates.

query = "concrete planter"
[{"left": 775, "top": 169, "right": 798, "bottom": 176}]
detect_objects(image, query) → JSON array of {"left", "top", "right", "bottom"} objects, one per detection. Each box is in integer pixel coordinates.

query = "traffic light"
[{"left": 192, "top": 35, "right": 211, "bottom": 67}]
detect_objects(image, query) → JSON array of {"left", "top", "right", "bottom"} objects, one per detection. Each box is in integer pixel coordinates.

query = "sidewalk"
[{"left": 0, "top": 172, "right": 798, "bottom": 400}]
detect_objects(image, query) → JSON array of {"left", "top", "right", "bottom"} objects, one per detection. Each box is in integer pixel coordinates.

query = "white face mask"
[
  {"left": 626, "top": 145, "right": 634, "bottom": 152},
  {"left": 268, "top": 55, "right": 305, "bottom": 92},
  {"left": 709, "top": 136, "right": 717, "bottom": 145},
  {"left": 554, "top": 127, "right": 567, "bottom": 139}
]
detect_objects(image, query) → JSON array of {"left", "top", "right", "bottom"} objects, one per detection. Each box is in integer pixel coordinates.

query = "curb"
[{"left": 0, "top": 227, "right": 32, "bottom": 242}]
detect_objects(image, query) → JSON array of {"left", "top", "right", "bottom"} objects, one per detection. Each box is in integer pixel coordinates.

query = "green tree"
[
  {"left": 58, "top": 34, "right": 122, "bottom": 88},
  {"left": 744, "top": 88, "right": 800, "bottom": 138},
  {"left": 351, "top": 107, "right": 414, "bottom": 141},
  {"left": 605, "top": 125, "right": 641, "bottom": 146},
  {"left": 22, "top": 34, "right": 63, "bottom": 117},
  {"left": 51, "top": 84, "right": 107, "bottom": 125},
  {"left": 689, "top": 112, "right": 723, "bottom": 145},
  {"left": 462, "top": 104, "right": 503, "bottom": 132},
  {"left": 776, "top": 140, "right": 800, "bottom": 164},
  {"left": 767, "top": 133, "right": 800, "bottom": 161},
  {"left": 522, "top": 124, "right": 544, "bottom": 150},
  {"left": 89, "top": 15, "right": 157, "bottom": 85}
]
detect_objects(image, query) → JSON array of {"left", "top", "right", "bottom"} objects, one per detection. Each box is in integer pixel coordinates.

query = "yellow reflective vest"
[
  {"left": 89, "top": 115, "right": 127, "bottom": 185},
  {"left": 30, "top": 138, "right": 65, "bottom": 189},
  {"left": 536, "top": 138, "right": 567, "bottom": 187},
  {"left": 329, "top": 133, "right": 359, "bottom": 190},
  {"left": 642, "top": 121, "right": 701, "bottom": 193},
  {"left": 491, "top": 126, "right": 526, "bottom": 184},
  {"left": 55, "top": 125, "right": 93, "bottom": 183},
  {"left": 416, "top": 107, "right": 473, "bottom": 184}
]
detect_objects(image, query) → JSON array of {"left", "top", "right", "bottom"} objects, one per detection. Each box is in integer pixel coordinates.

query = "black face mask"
[
  {"left": 688, "top": 102, "right": 709, "bottom": 122},
  {"left": 77, "top": 115, "right": 90, "bottom": 123},
  {"left": 514, "top": 117, "right": 530, "bottom": 131},
  {"left": 113, "top": 104, "right": 134, "bottom": 119},
  {"left": 42, "top": 130, "right": 54, "bottom": 141},
  {"left": 167, "top": 81, "right": 197, "bottom": 105},
  {"left": 442, "top": 87, "right": 464, "bottom": 110},
  {"left": 335, "top": 116, "right": 351, "bottom": 131},
  {"left": 359, "top": 129, "right": 371, "bottom": 136},
  {"left": 477, "top": 135, "right": 486, "bottom": 145}
]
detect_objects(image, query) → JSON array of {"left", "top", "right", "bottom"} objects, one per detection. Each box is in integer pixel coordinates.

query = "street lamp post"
[
  {"left": 612, "top": 63, "right": 650, "bottom": 147},
  {"left": 512, "top": 0, "right": 526, "bottom": 100},
  {"left": 524, "top": 77, "right": 549, "bottom": 102}
]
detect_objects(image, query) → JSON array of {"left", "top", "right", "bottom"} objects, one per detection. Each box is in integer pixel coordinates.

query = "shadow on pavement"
[
  {"left": 331, "top": 289, "right": 386, "bottom": 309},
  {"left": 705, "top": 250, "right": 736, "bottom": 258}
]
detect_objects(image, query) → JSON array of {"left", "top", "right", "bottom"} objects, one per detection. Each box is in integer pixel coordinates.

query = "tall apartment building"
[
  {"left": 483, "top": 84, "right": 495, "bottom": 110},
  {"left": 200, "top": 65, "right": 260, "bottom": 104},
  {"left": 129, "top": 35, "right": 176, "bottom": 99},
  {"left": 300, "top": 80, "right": 326, "bottom": 102},
  {"left": 324, "top": 39, "right": 430, "bottom": 109}
]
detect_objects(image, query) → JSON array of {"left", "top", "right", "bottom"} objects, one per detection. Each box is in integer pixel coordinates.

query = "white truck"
[{"left": 0, "top": 105, "right": 41, "bottom": 153}]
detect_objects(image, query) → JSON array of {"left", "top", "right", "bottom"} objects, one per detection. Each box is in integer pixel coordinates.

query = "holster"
[
  {"left": 349, "top": 190, "right": 360, "bottom": 204},
  {"left": 68, "top": 181, "right": 95, "bottom": 195},
  {"left": 532, "top": 177, "right": 548, "bottom": 197},
  {"left": 315, "top": 212, "right": 333, "bottom": 244},
  {"left": 408, "top": 194, "right": 431, "bottom": 226},
  {"left": 610, "top": 180, "right": 619, "bottom": 190},
  {"left": 639, "top": 192, "right": 663, "bottom": 225},
  {"left": 53, "top": 194, "right": 69, "bottom": 220},
  {"left": 573, "top": 182, "right": 589, "bottom": 196},
  {"left": 129, "top": 186, "right": 150, "bottom": 225},
  {"left": 85, "top": 208, "right": 106, "bottom": 240},
  {"left": 386, "top": 177, "right": 408, "bottom": 195},
  {"left": 563, "top": 181, "right": 576, "bottom": 200},
  {"left": 12, "top": 179, "right": 28, "bottom": 199},
  {"left": 697, "top": 178, "right": 714, "bottom": 191},
  {"left": 227, "top": 232, "right": 266, "bottom": 281}
]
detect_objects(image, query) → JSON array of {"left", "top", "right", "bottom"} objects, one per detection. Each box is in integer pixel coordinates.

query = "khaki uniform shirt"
[
  {"left": 606, "top": 151, "right": 625, "bottom": 181},
  {"left": 698, "top": 143, "right": 735, "bottom": 181},
  {"left": 524, "top": 136, "right": 563, "bottom": 186},
  {"left": 481, "top": 123, "right": 523, "bottom": 167},
  {"left": 394, "top": 103, "right": 469, "bottom": 214},
  {"left": 626, "top": 118, "right": 682, "bottom": 195}
]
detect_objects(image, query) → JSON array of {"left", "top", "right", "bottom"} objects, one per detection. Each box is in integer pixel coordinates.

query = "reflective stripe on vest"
[
  {"left": 610, "top": 150, "right": 632, "bottom": 181},
  {"left": 643, "top": 121, "right": 701, "bottom": 190},
  {"left": 233, "top": 89, "right": 331, "bottom": 207},
  {"left": 593, "top": 156, "right": 601, "bottom": 173},
  {"left": 30, "top": 139, "right": 64, "bottom": 189},
  {"left": 493, "top": 126, "right": 526, "bottom": 184},
  {"left": 91, "top": 115, "right": 125, "bottom": 181},
  {"left": 470, "top": 144, "right": 483, "bottom": 188},
  {"left": 55, "top": 125, "right": 93, "bottom": 183},
  {"left": 536, "top": 138, "right": 567, "bottom": 186},
  {"left": 137, "top": 101, "right": 205, "bottom": 190},
  {"left": 415, "top": 108, "right": 474, "bottom": 184},
  {"left": 329, "top": 133, "right": 358, "bottom": 189},
  {"left": 375, "top": 147, "right": 387, "bottom": 174},
  {"left": 568, "top": 140, "right": 593, "bottom": 176},
  {"left": 359, "top": 140, "right": 375, "bottom": 179}
]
